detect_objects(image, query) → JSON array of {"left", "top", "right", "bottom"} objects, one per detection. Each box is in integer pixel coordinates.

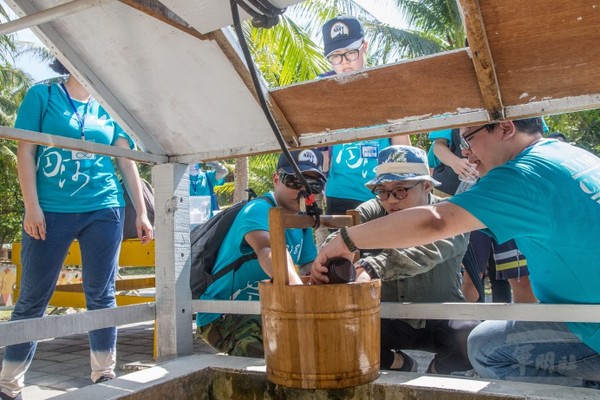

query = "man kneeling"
[{"left": 312, "top": 145, "right": 479, "bottom": 374}]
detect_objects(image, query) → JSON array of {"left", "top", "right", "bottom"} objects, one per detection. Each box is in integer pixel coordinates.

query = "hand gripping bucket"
[{"left": 259, "top": 208, "right": 381, "bottom": 389}]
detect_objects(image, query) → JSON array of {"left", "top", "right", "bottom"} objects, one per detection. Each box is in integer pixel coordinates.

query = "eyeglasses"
[
  {"left": 327, "top": 45, "right": 362, "bottom": 65},
  {"left": 372, "top": 182, "right": 422, "bottom": 201},
  {"left": 278, "top": 171, "right": 325, "bottom": 193},
  {"left": 459, "top": 125, "right": 492, "bottom": 151}
]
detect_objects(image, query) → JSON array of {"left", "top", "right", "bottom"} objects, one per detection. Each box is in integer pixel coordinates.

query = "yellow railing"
[{"left": 11, "top": 239, "right": 156, "bottom": 308}]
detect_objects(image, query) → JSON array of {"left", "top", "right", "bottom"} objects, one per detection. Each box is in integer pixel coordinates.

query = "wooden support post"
[
  {"left": 269, "top": 207, "right": 289, "bottom": 286},
  {"left": 153, "top": 163, "right": 193, "bottom": 359},
  {"left": 458, "top": 0, "right": 504, "bottom": 121}
]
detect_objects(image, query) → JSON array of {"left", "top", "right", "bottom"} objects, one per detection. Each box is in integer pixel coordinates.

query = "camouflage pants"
[{"left": 196, "top": 314, "right": 264, "bottom": 358}]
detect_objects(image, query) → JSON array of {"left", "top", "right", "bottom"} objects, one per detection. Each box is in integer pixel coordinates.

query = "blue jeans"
[
  {"left": 468, "top": 320, "right": 600, "bottom": 387},
  {"left": 0, "top": 208, "right": 124, "bottom": 395}
]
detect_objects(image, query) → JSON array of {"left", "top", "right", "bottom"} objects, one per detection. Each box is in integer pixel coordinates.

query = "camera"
[{"left": 325, "top": 257, "right": 357, "bottom": 284}]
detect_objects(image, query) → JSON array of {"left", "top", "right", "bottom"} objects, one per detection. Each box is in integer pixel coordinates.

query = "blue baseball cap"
[
  {"left": 323, "top": 16, "right": 364, "bottom": 57},
  {"left": 365, "top": 146, "right": 441, "bottom": 190},
  {"left": 277, "top": 150, "right": 326, "bottom": 180}
]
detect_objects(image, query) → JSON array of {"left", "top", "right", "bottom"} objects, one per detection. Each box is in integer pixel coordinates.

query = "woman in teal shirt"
[{"left": 0, "top": 59, "right": 153, "bottom": 400}]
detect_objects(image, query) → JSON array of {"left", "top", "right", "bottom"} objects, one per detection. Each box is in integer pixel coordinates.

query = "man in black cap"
[
  {"left": 195, "top": 150, "right": 326, "bottom": 358},
  {"left": 318, "top": 16, "right": 411, "bottom": 222},
  {"left": 322, "top": 15, "right": 368, "bottom": 75}
]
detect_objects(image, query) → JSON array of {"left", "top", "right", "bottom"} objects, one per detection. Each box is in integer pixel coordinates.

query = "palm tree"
[
  {"left": 234, "top": 0, "right": 459, "bottom": 202},
  {"left": 390, "top": 0, "right": 465, "bottom": 50},
  {"left": 0, "top": 3, "right": 55, "bottom": 246}
]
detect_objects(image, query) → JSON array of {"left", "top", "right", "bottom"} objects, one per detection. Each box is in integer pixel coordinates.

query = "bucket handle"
[{"left": 268, "top": 208, "right": 360, "bottom": 289}]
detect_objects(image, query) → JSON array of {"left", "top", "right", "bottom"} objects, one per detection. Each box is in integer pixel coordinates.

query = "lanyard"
[{"left": 61, "top": 83, "right": 91, "bottom": 140}]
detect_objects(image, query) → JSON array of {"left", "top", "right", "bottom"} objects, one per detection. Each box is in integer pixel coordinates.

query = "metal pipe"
[{"left": 0, "top": 0, "right": 116, "bottom": 36}]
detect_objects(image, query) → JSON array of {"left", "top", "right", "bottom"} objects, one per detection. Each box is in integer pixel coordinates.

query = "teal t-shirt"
[
  {"left": 196, "top": 192, "right": 317, "bottom": 327},
  {"left": 448, "top": 139, "right": 600, "bottom": 352},
  {"left": 325, "top": 138, "right": 391, "bottom": 202},
  {"left": 427, "top": 128, "right": 453, "bottom": 168},
  {"left": 15, "top": 83, "right": 133, "bottom": 213},
  {"left": 190, "top": 168, "right": 221, "bottom": 217}
]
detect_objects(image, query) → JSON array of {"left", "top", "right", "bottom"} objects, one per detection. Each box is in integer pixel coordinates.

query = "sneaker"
[
  {"left": 0, "top": 390, "right": 23, "bottom": 400},
  {"left": 390, "top": 350, "right": 418, "bottom": 372},
  {"left": 94, "top": 376, "right": 113, "bottom": 384}
]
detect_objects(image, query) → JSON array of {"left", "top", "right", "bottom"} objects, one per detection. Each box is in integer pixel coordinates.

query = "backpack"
[
  {"left": 189, "top": 195, "right": 275, "bottom": 299},
  {"left": 122, "top": 179, "right": 155, "bottom": 239}
]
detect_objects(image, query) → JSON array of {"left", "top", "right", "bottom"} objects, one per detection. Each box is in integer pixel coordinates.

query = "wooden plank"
[
  {"left": 7, "top": 0, "right": 166, "bottom": 155},
  {"left": 12, "top": 289, "right": 153, "bottom": 308},
  {"left": 0, "top": 0, "right": 117, "bottom": 36},
  {"left": 212, "top": 28, "right": 300, "bottom": 147},
  {"left": 0, "top": 126, "right": 166, "bottom": 164},
  {"left": 159, "top": 0, "right": 302, "bottom": 35},
  {"left": 481, "top": 0, "right": 600, "bottom": 106},
  {"left": 192, "top": 300, "right": 600, "bottom": 324},
  {"left": 268, "top": 207, "right": 289, "bottom": 286},
  {"left": 298, "top": 109, "right": 490, "bottom": 148},
  {"left": 282, "top": 214, "right": 356, "bottom": 229},
  {"left": 459, "top": 0, "right": 504, "bottom": 120},
  {"left": 271, "top": 50, "right": 485, "bottom": 136},
  {"left": 54, "top": 277, "right": 155, "bottom": 292},
  {"left": 0, "top": 304, "right": 155, "bottom": 347},
  {"left": 12, "top": 239, "right": 155, "bottom": 267}
]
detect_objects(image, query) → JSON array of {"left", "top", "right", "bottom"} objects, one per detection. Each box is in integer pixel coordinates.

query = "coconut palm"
[{"left": 0, "top": 3, "right": 56, "bottom": 246}]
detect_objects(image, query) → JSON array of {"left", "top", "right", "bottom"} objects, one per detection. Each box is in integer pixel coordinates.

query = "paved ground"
[
  {"left": 0, "top": 321, "right": 216, "bottom": 400},
  {"left": 0, "top": 320, "right": 436, "bottom": 400}
]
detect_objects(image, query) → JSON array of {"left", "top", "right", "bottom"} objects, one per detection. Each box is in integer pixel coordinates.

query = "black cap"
[
  {"left": 323, "top": 16, "right": 364, "bottom": 57},
  {"left": 277, "top": 150, "right": 325, "bottom": 180},
  {"left": 49, "top": 58, "right": 69, "bottom": 75}
]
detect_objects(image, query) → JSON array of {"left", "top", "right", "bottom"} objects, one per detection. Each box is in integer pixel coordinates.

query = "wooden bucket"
[{"left": 259, "top": 208, "right": 381, "bottom": 389}]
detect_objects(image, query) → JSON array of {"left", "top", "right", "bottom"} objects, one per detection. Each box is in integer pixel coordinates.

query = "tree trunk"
[{"left": 233, "top": 157, "right": 249, "bottom": 203}]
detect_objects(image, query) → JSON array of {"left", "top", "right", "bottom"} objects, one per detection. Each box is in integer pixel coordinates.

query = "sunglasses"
[
  {"left": 278, "top": 171, "right": 325, "bottom": 194},
  {"left": 372, "top": 182, "right": 422, "bottom": 201}
]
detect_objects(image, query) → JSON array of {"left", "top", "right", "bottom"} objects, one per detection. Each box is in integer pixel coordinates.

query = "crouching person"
[
  {"left": 195, "top": 150, "right": 326, "bottom": 357},
  {"left": 312, "top": 145, "right": 479, "bottom": 374}
]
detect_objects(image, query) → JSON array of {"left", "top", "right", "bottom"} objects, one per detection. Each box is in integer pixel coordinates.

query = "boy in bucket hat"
[
  {"left": 317, "top": 17, "right": 410, "bottom": 219},
  {"left": 195, "top": 150, "right": 325, "bottom": 358},
  {"left": 314, "top": 145, "right": 479, "bottom": 374}
]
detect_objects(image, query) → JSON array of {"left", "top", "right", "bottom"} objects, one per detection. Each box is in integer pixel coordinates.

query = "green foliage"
[
  {"left": 247, "top": 17, "right": 330, "bottom": 86},
  {"left": 249, "top": 153, "right": 278, "bottom": 195},
  {"left": 0, "top": 139, "right": 23, "bottom": 248},
  {"left": 546, "top": 111, "right": 600, "bottom": 156},
  {"left": 213, "top": 155, "right": 277, "bottom": 206},
  {"left": 0, "top": 4, "right": 55, "bottom": 247}
]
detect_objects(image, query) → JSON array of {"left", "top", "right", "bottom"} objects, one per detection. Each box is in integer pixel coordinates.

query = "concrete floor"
[
  {"left": 0, "top": 321, "right": 215, "bottom": 400},
  {"left": 0, "top": 320, "right": 437, "bottom": 400}
]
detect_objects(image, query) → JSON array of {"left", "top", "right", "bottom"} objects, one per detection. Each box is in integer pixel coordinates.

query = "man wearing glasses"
[
  {"left": 317, "top": 16, "right": 410, "bottom": 218},
  {"left": 313, "top": 145, "right": 479, "bottom": 374},
  {"left": 314, "top": 118, "right": 600, "bottom": 387},
  {"left": 195, "top": 150, "right": 326, "bottom": 358}
]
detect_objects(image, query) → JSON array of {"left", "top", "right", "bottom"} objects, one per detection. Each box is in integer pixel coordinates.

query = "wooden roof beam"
[
  {"left": 121, "top": 0, "right": 300, "bottom": 148},
  {"left": 458, "top": 0, "right": 505, "bottom": 121},
  {"left": 212, "top": 28, "right": 300, "bottom": 148},
  {"left": 0, "top": 0, "right": 116, "bottom": 36}
]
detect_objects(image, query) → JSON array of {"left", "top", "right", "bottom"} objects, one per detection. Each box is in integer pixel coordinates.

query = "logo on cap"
[
  {"left": 330, "top": 22, "right": 350, "bottom": 39},
  {"left": 298, "top": 150, "right": 318, "bottom": 165}
]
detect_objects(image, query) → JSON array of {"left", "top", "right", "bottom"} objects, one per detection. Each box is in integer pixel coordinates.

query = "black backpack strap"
[
  {"left": 211, "top": 253, "right": 258, "bottom": 281},
  {"left": 209, "top": 194, "right": 277, "bottom": 282}
]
